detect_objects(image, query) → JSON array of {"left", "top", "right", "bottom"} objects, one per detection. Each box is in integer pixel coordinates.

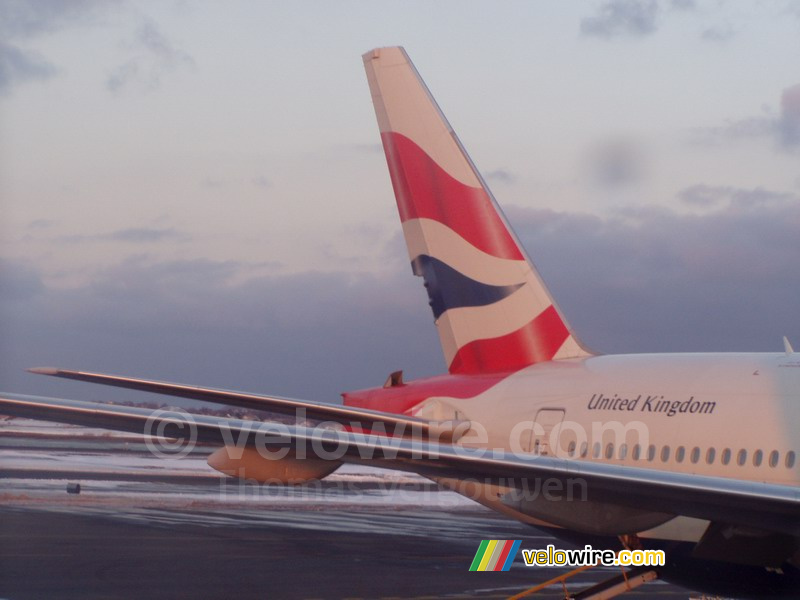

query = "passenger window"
[
  {"left": 619, "top": 443, "right": 628, "bottom": 460},
  {"left": 786, "top": 451, "right": 796, "bottom": 469},
  {"left": 660, "top": 445, "right": 670, "bottom": 462},
  {"left": 605, "top": 443, "right": 614, "bottom": 459},
  {"left": 632, "top": 444, "right": 641, "bottom": 460},
  {"left": 753, "top": 449, "right": 763, "bottom": 467},
  {"left": 721, "top": 448, "right": 731, "bottom": 465},
  {"left": 580, "top": 442, "right": 588, "bottom": 458},
  {"left": 567, "top": 440, "right": 576, "bottom": 457},
  {"left": 737, "top": 449, "right": 747, "bottom": 466},
  {"left": 706, "top": 448, "right": 715, "bottom": 464},
  {"left": 592, "top": 442, "right": 601, "bottom": 459},
  {"left": 769, "top": 450, "right": 779, "bottom": 468},
  {"left": 690, "top": 447, "right": 701, "bottom": 464},
  {"left": 647, "top": 445, "right": 656, "bottom": 462},
  {"left": 675, "top": 446, "right": 685, "bottom": 463}
]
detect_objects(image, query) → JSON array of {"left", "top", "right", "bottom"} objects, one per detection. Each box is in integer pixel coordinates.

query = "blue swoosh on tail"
[{"left": 411, "top": 255, "right": 524, "bottom": 319}]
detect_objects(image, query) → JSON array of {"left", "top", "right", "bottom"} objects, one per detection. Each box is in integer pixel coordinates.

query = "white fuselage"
[{"left": 413, "top": 352, "right": 800, "bottom": 540}]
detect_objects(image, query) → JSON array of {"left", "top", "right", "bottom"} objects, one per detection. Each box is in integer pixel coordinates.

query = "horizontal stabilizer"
[{"left": 27, "top": 367, "right": 462, "bottom": 440}]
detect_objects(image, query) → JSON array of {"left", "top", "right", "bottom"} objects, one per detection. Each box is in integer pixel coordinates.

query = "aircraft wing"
[
  {"left": 1, "top": 392, "right": 797, "bottom": 537},
  {"left": 24, "top": 368, "right": 463, "bottom": 440}
]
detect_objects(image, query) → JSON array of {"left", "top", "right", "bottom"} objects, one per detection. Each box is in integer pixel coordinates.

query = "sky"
[{"left": 1, "top": 0, "right": 799, "bottom": 406}]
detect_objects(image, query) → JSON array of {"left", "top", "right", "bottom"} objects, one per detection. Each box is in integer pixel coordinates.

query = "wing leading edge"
[
  {"left": 26, "top": 367, "right": 465, "bottom": 441},
  {"left": 1, "top": 392, "right": 797, "bottom": 537}
]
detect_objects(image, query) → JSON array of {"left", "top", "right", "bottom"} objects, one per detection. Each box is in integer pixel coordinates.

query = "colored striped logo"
[{"left": 469, "top": 539, "right": 521, "bottom": 571}]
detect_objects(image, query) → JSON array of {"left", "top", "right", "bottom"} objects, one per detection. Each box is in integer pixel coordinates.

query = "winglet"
[{"left": 784, "top": 336, "right": 794, "bottom": 356}]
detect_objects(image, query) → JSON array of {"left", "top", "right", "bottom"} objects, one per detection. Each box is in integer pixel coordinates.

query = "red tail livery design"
[{"left": 363, "top": 47, "right": 590, "bottom": 376}]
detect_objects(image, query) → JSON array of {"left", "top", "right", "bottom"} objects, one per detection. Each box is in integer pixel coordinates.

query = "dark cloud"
[
  {"left": 3, "top": 188, "right": 798, "bottom": 408},
  {"left": 0, "top": 0, "right": 108, "bottom": 94},
  {"left": 689, "top": 115, "right": 775, "bottom": 144},
  {"left": 58, "top": 227, "right": 185, "bottom": 244},
  {"left": 784, "top": 2, "right": 800, "bottom": 19},
  {"left": 0, "top": 1, "right": 189, "bottom": 96},
  {"left": 507, "top": 187, "right": 800, "bottom": 355},
  {"left": 27, "top": 218, "right": 56, "bottom": 230},
  {"left": 678, "top": 184, "right": 726, "bottom": 208},
  {"left": 0, "top": 259, "right": 44, "bottom": 302},
  {"left": 106, "top": 20, "right": 194, "bottom": 94},
  {"left": 201, "top": 178, "right": 227, "bottom": 189},
  {"left": 700, "top": 25, "right": 735, "bottom": 42},
  {"left": 0, "top": 40, "right": 56, "bottom": 94},
  {"left": 689, "top": 83, "right": 800, "bottom": 153},
  {"left": 580, "top": 0, "right": 660, "bottom": 38},
  {"left": 0, "top": 257, "right": 439, "bottom": 405},
  {"left": 678, "top": 184, "right": 795, "bottom": 209},
  {"left": 0, "top": 0, "right": 105, "bottom": 39},
  {"left": 587, "top": 139, "right": 646, "bottom": 188},
  {"left": 778, "top": 84, "right": 800, "bottom": 150},
  {"left": 105, "top": 61, "right": 139, "bottom": 93},
  {"left": 252, "top": 176, "right": 272, "bottom": 189},
  {"left": 485, "top": 169, "right": 517, "bottom": 185}
]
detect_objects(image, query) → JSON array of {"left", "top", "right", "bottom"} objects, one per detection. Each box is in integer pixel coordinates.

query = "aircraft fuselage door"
[{"left": 527, "top": 409, "right": 565, "bottom": 455}]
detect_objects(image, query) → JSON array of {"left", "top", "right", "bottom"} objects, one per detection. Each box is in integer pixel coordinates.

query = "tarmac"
[{"left": 0, "top": 418, "right": 689, "bottom": 599}]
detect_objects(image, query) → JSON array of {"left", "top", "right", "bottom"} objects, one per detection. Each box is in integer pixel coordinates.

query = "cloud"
[
  {"left": 252, "top": 176, "right": 272, "bottom": 189},
  {"left": 0, "top": 256, "right": 438, "bottom": 404},
  {"left": 58, "top": 227, "right": 185, "bottom": 244},
  {"left": 0, "top": 39, "right": 56, "bottom": 95},
  {"left": 580, "top": 0, "right": 660, "bottom": 38},
  {"left": 0, "top": 0, "right": 105, "bottom": 39},
  {"left": 0, "top": 2, "right": 188, "bottom": 97},
  {"left": 678, "top": 184, "right": 728, "bottom": 208},
  {"left": 586, "top": 139, "right": 646, "bottom": 188},
  {"left": 27, "top": 218, "right": 56, "bottom": 230},
  {"left": 689, "top": 83, "right": 800, "bottom": 153},
  {"left": 700, "top": 25, "right": 735, "bottom": 43},
  {"left": 0, "top": 258, "right": 45, "bottom": 302},
  {"left": 3, "top": 187, "right": 798, "bottom": 408},
  {"left": 784, "top": 2, "right": 800, "bottom": 19},
  {"left": 0, "top": 0, "right": 108, "bottom": 94},
  {"left": 506, "top": 187, "right": 799, "bottom": 354},
  {"left": 778, "top": 84, "right": 800, "bottom": 150},
  {"left": 690, "top": 115, "right": 775, "bottom": 144},
  {"left": 201, "top": 178, "right": 226, "bottom": 189},
  {"left": 485, "top": 169, "right": 517, "bottom": 185},
  {"left": 678, "top": 184, "right": 795, "bottom": 209},
  {"left": 106, "top": 20, "right": 194, "bottom": 94}
]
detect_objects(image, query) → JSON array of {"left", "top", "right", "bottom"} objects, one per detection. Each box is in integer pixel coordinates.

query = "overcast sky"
[{"left": 1, "top": 0, "right": 798, "bottom": 406}]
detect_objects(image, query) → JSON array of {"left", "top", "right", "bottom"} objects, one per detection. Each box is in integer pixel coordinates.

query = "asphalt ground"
[
  {"left": 0, "top": 420, "right": 689, "bottom": 599},
  {"left": 0, "top": 504, "right": 689, "bottom": 600}
]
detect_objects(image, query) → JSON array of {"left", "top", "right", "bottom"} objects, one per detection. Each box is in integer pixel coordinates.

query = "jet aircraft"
[{"left": 1, "top": 47, "right": 798, "bottom": 598}]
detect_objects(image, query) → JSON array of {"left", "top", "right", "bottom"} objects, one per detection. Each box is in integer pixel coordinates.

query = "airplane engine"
[{"left": 207, "top": 446, "right": 341, "bottom": 484}]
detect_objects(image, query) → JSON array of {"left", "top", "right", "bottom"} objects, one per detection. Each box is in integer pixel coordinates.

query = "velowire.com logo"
[{"left": 469, "top": 540, "right": 521, "bottom": 571}]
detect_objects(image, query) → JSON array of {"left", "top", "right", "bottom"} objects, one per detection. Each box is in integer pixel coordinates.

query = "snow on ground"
[{"left": 0, "top": 417, "right": 478, "bottom": 511}]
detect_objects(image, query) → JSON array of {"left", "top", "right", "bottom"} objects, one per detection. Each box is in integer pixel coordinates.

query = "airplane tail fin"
[{"left": 363, "top": 47, "right": 591, "bottom": 375}]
